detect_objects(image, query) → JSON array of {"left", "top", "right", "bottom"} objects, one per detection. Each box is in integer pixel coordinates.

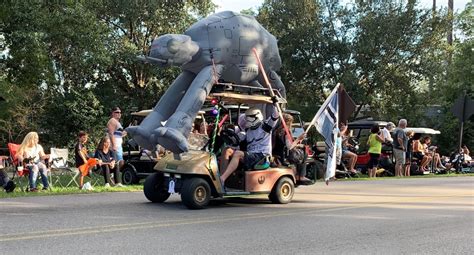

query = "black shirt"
[
  {"left": 74, "top": 142, "right": 88, "bottom": 167},
  {"left": 94, "top": 149, "right": 116, "bottom": 163}
]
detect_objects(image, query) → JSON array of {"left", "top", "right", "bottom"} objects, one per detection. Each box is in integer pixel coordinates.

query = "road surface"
[{"left": 1, "top": 177, "right": 473, "bottom": 254}]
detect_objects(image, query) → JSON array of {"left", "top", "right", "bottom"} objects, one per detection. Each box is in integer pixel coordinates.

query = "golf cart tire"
[
  {"left": 144, "top": 173, "right": 170, "bottom": 203},
  {"left": 122, "top": 164, "right": 139, "bottom": 185},
  {"left": 269, "top": 177, "right": 295, "bottom": 204},
  {"left": 181, "top": 177, "right": 211, "bottom": 209}
]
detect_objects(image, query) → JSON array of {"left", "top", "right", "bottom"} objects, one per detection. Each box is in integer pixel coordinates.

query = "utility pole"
[{"left": 448, "top": 0, "right": 454, "bottom": 46}]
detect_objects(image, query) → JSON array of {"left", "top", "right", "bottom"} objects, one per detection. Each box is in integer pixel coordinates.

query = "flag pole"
[{"left": 251, "top": 48, "right": 293, "bottom": 144}]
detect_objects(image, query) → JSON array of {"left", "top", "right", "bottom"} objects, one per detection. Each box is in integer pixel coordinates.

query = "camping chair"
[
  {"left": 7, "top": 143, "right": 29, "bottom": 192},
  {"left": 49, "top": 148, "right": 80, "bottom": 188}
]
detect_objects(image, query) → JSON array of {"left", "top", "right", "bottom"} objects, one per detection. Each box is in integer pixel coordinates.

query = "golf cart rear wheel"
[
  {"left": 269, "top": 177, "right": 294, "bottom": 204},
  {"left": 143, "top": 173, "right": 170, "bottom": 203},
  {"left": 122, "top": 165, "right": 139, "bottom": 185},
  {"left": 181, "top": 177, "right": 211, "bottom": 209}
]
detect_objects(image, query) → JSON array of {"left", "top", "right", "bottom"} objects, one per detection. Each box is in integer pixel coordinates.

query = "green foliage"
[{"left": 0, "top": 0, "right": 214, "bottom": 149}]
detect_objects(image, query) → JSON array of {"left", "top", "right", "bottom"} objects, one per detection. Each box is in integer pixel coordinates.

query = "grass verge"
[{"left": 0, "top": 184, "right": 143, "bottom": 199}]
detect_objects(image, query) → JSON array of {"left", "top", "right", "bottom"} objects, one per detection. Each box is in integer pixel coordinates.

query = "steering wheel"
[{"left": 220, "top": 128, "right": 240, "bottom": 147}]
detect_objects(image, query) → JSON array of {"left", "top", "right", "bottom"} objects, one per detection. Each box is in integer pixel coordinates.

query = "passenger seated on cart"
[
  {"left": 412, "top": 134, "right": 431, "bottom": 171},
  {"left": 273, "top": 113, "right": 309, "bottom": 182},
  {"left": 340, "top": 122, "right": 358, "bottom": 174},
  {"left": 421, "top": 136, "right": 445, "bottom": 170},
  {"left": 462, "top": 145, "right": 473, "bottom": 166},
  {"left": 220, "top": 105, "right": 279, "bottom": 184}
]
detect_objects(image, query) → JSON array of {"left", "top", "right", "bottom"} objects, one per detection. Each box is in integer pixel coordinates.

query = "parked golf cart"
[
  {"left": 347, "top": 120, "right": 441, "bottom": 176},
  {"left": 347, "top": 120, "right": 394, "bottom": 175},
  {"left": 143, "top": 92, "right": 316, "bottom": 209}
]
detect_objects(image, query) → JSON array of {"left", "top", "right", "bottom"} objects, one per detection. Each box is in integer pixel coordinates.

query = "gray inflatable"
[{"left": 127, "top": 11, "right": 285, "bottom": 154}]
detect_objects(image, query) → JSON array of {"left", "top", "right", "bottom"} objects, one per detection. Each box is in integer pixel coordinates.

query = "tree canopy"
[{"left": 0, "top": 0, "right": 471, "bottom": 154}]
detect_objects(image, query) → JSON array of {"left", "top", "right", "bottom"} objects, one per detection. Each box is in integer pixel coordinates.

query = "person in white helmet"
[{"left": 220, "top": 103, "right": 279, "bottom": 184}]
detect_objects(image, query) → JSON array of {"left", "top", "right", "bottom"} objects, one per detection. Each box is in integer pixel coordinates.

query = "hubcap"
[
  {"left": 280, "top": 183, "right": 292, "bottom": 199},
  {"left": 124, "top": 172, "right": 132, "bottom": 182},
  {"left": 194, "top": 186, "right": 207, "bottom": 203}
]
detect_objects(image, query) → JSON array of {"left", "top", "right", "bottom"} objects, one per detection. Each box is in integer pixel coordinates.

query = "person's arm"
[
  {"left": 107, "top": 118, "right": 117, "bottom": 150},
  {"left": 38, "top": 145, "right": 50, "bottom": 160},
  {"left": 265, "top": 105, "right": 280, "bottom": 129},
  {"left": 375, "top": 133, "right": 384, "bottom": 143},
  {"left": 397, "top": 133, "right": 404, "bottom": 150},
  {"left": 78, "top": 144, "right": 88, "bottom": 163}
]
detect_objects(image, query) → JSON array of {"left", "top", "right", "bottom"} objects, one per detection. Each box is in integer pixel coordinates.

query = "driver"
[{"left": 219, "top": 104, "right": 279, "bottom": 184}]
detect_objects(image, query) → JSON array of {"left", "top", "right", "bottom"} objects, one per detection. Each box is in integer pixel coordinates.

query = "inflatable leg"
[
  {"left": 155, "top": 65, "right": 223, "bottom": 153},
  {"left": 126, "top": 71, "right": 195, "bottom": 150}
]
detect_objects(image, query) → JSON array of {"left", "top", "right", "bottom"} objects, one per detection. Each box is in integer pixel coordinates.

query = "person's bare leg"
[
  {"left": 219, "top": 148, "right": 234, "bottom": 176},
  {"left": 220, "top": 151, "right": 244, "bottom": 183},
  {"left": 351, "top": 154, "right": 357, "bottom": 171}
]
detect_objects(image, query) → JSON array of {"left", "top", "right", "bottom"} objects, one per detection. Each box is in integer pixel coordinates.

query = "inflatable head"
[{"left": 149, "top": 34, "right": 199, "bottom": 67}]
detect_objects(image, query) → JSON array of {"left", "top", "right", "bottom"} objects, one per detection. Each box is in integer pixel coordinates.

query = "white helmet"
[{"left": 245, "top": 107, "right": 263, "bottom": 129}]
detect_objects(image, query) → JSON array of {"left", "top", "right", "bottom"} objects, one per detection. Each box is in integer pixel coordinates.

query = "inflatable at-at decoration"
[{"left": 126, "top": 11, "right": 286, "bottom": 154}]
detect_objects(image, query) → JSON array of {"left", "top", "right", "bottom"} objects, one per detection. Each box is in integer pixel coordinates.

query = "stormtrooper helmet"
[{"left": 245, "top": 107, "right": 263, "bottom": 129}]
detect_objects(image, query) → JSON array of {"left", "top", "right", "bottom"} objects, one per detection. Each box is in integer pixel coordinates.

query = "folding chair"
[
  {"left": 49, "top": 148, "right": 80, "bottom": 188},
  {"left": 7, "top": 143, "right": 29, "bottom": 192}
]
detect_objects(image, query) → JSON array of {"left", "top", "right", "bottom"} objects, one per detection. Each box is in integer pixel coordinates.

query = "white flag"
[{"left": 307, "top": 84, "right": 340, "bottom": 182}]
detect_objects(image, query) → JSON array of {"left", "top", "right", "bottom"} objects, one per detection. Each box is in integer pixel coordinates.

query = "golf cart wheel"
[
  {"left": 122, "top": 165, "right": 139, "bottom": 185},
  {"left": 143, "top": 173, "right": 170, "bottom": 203},
  {"left": 181, "top": 178, "right": 211, "bottom": 209},
  {"left": 269, "top": 177, "right": 295, "bottom": 204}
]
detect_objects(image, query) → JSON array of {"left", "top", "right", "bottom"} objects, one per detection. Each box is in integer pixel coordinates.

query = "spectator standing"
[
  {"left": 107, "top": 107, "right": 127, "bottom": 172},
  {"left": 381, "top": 122, "right": 396, "bottom": 143},
  {"left": 366, "top": 124, "right": 384, "bottom": 178},
  {"left": 17, "top": 132, "right": 50, "bottom": 191},
  {"left": 392, "top": 119, "right": 408, "bottom": 177},
  {"left": 404, "top": 130, "right": 415, "bottom": 176}
]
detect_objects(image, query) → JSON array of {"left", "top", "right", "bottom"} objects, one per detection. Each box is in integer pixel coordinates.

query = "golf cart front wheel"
[
  {"left": 181, "top": 177, "right": 211, "bottom": 209},
  {"left": 269, "top": 177, "right": 295, "bottom": 204},
  {"left": 144, "top": 173, "right": 170, "bottom": 203}
]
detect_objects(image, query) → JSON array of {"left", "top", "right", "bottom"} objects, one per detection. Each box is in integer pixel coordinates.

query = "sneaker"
[
  {"left": 115, "top": 183, "right": 124, "bottom": 188},
  {"left": 104, "top": 183, "right": 111, "bottom": 188},
  {"left": 29, "top": 188, "right": 39, "bottom": 192},
  {"left": 42, "top": 187, "right": 49, "bottom": 191}
]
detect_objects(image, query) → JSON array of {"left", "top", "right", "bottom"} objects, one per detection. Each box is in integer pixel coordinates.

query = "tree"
[{"left": 0, "top": 1, "right": 214, "bottom": 147}]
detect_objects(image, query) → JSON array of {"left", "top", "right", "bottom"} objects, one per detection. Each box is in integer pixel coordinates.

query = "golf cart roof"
[
  {"left": 405, "top": 127, "right": 441, "bottom": 135},
  {"left": 283, "top": 109, "right": 301, "bottom": 115},
  {"left": 348, "top": 120, "right": 388, "bottom": 129},
  {"left": 208, "top": 92, "right": 287, "bottom": 105}
]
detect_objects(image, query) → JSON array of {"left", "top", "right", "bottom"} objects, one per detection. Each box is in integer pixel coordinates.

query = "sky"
[{"left": 213, "top": 0, "right": 470, "bottom": 13}]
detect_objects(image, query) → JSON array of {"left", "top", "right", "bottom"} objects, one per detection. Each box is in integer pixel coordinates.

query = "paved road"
[{"left": 1, "top": 177, "right": 473, "bottom": 255}]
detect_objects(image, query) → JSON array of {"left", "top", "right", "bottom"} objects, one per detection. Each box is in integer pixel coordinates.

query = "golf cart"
[{"left": 143, "top": 92, "right": 316, "bottom": 209}]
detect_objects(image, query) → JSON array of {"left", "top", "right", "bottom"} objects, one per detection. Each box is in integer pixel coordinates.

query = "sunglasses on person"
[{"left": 114, "top": 111, "right": 122, "bottom": 114}]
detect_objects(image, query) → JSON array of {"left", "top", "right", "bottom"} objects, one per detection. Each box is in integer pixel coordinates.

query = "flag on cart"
[{"left": 305, "top": 84, "right": 356, "bottom": 183}]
